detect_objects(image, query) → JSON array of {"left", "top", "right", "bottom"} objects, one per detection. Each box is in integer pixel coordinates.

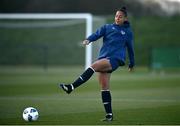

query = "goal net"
[{"left": 0, "top": 13, "right": 106, "bottom": 69}]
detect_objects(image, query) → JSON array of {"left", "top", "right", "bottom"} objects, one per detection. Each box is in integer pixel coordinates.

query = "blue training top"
[{"left": 87, "top": 21, "right": 135, "bottom": 68}]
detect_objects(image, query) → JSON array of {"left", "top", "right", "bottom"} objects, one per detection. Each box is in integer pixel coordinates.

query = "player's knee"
[
  {"left": 101, "top": 84, "right": 109, "bottom": 90},
  {"left": 91, "top": 62, "right": 100, "bottom": 72},
  {"left": 91, "top": 59, "right": 112, "bottom": 72}
]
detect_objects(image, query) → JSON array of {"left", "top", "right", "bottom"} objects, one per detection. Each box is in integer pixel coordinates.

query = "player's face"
[{"left": 114, "top": 11, "right": 126, "bottom": 25}]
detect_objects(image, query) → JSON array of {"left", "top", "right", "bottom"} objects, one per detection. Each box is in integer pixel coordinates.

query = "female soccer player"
[{"left": 59, "top": 7, "right": 135, "bottom": 121}]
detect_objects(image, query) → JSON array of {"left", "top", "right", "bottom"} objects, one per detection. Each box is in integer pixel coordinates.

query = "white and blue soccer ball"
[{"left": 22, "top": 107, "right": 39, "bottom": 122}]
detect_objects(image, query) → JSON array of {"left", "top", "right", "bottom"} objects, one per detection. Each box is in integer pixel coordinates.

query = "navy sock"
[
  {"left": 72, "top": 67, "right": 95, "bottom": 89},
  {"left": 101, "top": 90, "right": 112, "bottom": 115}
]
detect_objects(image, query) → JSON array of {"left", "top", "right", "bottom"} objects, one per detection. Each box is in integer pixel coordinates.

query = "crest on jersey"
[{"left": 121, "top": 30, "right": 126, "bottom": 35}]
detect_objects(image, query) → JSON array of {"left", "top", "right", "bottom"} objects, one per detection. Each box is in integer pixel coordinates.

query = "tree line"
[{"left": 0, "top": 0, "right": 166, "bottom": 16}]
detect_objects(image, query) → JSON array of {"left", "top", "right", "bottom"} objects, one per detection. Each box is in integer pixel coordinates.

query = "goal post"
[{"left": 0, "top": 13, "right": 93, "bottom": 69}]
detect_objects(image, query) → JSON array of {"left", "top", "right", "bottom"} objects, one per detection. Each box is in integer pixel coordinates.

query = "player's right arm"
[
  {"left": 82, "top": 40, "right": 90, "bottom": 45},
  {"left": 83, "top": 25, "right": 106, "bottom": 45}
]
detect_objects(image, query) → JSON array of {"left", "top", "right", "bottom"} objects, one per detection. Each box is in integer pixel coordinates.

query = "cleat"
[
  {"left": 59, "top": 84, "right": 73, "bottom": 94},
  {"left": 101, "top": 114, "right": 113, "bottom": 122}
]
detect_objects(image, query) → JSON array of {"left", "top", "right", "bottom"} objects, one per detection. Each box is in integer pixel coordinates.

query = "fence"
[{"left": 151, "top": 47, "right": 180, "bottom": 69}]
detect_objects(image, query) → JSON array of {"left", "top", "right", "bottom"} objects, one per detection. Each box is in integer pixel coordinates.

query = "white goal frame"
[{"left": 0, "top": 13, "right": 93, "bottom": 69}]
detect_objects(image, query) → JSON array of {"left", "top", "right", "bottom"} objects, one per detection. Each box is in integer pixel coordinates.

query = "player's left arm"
[{"left": 126, "top": 31, "right": 135, "bottom": 72}]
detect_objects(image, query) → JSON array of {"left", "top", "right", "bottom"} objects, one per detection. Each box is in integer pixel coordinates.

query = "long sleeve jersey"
[{"left": 87, "top": 21, "right": 135, "bottom": 68}]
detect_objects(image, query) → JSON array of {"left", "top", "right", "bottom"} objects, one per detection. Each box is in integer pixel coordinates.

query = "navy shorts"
[{"left": 98, "top": 57, "right": 125, "bottom": 73}]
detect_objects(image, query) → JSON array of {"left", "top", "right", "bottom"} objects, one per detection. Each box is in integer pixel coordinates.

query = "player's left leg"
[
  {"left": 98, "top": 57, "right": 122, "bottom": 121},
  {"left": 98, "top": 72, "right": 113, "bottom": 121}
]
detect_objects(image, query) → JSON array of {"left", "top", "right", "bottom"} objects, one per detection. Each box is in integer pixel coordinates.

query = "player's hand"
[
  {"left": 128, "top": 67, "right": 134, "bottom": 72},
  {"left": 82, "top": 40, "right": 90, "bottom": 45}
]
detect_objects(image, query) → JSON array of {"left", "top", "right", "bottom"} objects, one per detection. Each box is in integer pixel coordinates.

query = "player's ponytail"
[{"left": 119, "top": 6, "right": 128, "bottom": 17}]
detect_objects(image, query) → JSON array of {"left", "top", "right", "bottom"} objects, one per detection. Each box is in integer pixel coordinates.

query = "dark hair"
[{"left": 119, "top": 6, "right": 127, "bottom": 17}]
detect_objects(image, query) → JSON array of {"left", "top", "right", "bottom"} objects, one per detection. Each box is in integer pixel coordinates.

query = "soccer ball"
[{"left": 22, "top": 107, "right": 39, "bottom": 121}]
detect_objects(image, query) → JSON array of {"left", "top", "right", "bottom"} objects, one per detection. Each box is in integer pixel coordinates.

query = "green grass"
[{"left": 0, "top": 66, "right": 180, "bottom": 125}]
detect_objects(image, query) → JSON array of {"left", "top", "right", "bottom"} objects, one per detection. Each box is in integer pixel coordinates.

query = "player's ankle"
[{"left": 70, "top": 84, "right": 74, "bottom": 90}]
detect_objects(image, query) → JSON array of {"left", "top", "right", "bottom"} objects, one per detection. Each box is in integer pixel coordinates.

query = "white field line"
[
  {"left": 111, "top": 74, "right": 180, "bottom": 81},
  {"left": 0, "top": 73, "right": 180, "bottom": 86},
  {"left": 0, "top": 96, "right": 179, "bottom": 103}
]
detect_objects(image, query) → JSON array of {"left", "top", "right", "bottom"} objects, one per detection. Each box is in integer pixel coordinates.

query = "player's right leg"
[
  {"left": 59, "top": 66, "right": 95, "bottom": 94},
  {"left": 59, "top": 58, "right": 112, "bottom": 94}
]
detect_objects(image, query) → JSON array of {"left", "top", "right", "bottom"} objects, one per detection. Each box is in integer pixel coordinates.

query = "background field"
[
  {"left": 0, "top": 66, "right": 180, "bottom": 125},
  {"left": 1, "top": 16, "right": 180, "bottom": 67}
]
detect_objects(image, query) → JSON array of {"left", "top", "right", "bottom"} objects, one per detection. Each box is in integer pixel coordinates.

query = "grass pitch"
[{"left": 0, "top": 66, "right": 180, "bottom": 125}]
